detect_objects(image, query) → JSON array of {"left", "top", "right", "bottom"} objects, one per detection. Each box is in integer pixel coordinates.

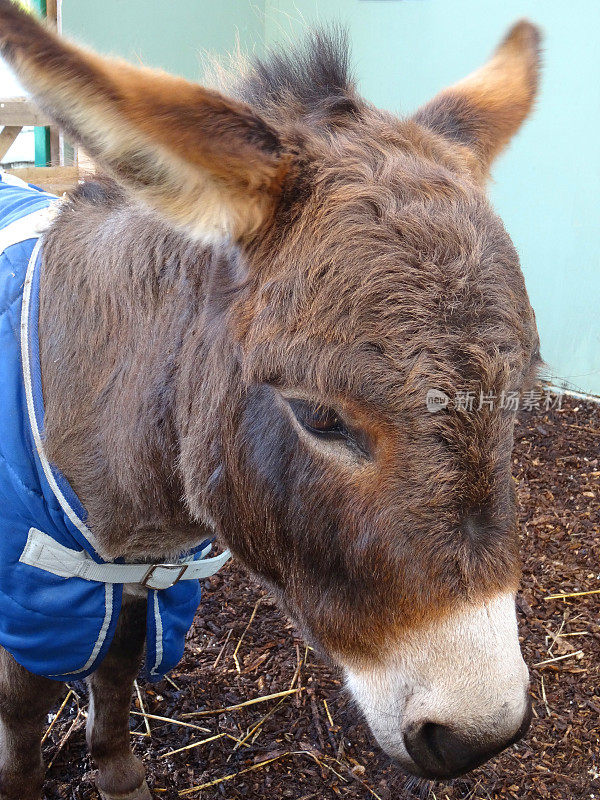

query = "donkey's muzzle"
[{"left": 403, "top": 698, "right": 532, "bottom": 780}]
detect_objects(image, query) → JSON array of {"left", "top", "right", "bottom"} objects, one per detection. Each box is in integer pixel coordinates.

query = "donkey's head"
[{"left": 0, "top": 2, "right": 542, "bottom": 779}]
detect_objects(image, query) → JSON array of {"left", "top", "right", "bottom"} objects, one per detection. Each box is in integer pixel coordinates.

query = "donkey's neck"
[{"left": 38, "top": 180, "right": 220, "bottom": 559}]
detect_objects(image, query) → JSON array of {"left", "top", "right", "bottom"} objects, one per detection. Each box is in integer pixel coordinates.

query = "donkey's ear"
[
  {"left": 413, "top": 20, "right": 541, "bottom": 175},
  {"left": 0, "top": 1, "right": 289, "bottom": 241}
]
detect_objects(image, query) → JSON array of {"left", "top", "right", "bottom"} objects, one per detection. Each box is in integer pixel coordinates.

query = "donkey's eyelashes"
[
  {"left": 286, "top": 398, "right": 371, "bottom": 458},
  {"left": 289, "top": 399, "right": 346, "bottom": 436}
]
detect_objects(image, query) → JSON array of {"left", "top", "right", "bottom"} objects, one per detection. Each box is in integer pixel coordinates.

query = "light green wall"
[
  {"left": 63, "top": 0, "right": 600, "bottom": 397},
  {"left": 62, "top": 0, "right": 266, "bottom": 79}
]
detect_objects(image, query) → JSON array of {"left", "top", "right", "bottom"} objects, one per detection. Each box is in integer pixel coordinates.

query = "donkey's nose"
[{"left": 403, "top": 704, "right": 532, "bottom": 779}]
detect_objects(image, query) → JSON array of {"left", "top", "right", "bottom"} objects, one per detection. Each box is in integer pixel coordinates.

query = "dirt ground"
[{"left": 43, "top": 394, "right": 600, "bottom": 800}]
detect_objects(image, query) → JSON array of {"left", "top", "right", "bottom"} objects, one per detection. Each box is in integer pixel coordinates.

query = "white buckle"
[{"left": 141, "top": 563, "right": 188, "bottom": 590}]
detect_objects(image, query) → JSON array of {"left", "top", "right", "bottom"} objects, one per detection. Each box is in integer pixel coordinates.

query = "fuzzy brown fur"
[{"left": 0, "top": 1, "right": 542, "bottom": 795}]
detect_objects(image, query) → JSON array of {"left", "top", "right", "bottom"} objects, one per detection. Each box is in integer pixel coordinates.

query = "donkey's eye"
[
  {"left": 289, "top": 400, "right": 345, "bottom": 435},
  {"left": 287, "top": 399, "right": 371, "bottom": 458}
]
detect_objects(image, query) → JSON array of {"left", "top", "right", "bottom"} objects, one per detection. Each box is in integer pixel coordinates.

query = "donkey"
[{"left": 0, "top": 3, "right": 543, "bottom": 798}]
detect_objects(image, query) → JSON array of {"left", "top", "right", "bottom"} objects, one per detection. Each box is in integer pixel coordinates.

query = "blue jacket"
[{"left": 0, "top": 175, "right": 211, "bottom": 681}]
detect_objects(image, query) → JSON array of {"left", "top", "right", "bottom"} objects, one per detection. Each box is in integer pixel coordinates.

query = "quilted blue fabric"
[{"left": 0, "top": 175, "right": 204, "bottom": 681}]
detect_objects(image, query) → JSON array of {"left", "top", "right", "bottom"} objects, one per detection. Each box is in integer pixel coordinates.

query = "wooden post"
[
  {"left": 0, "top": 126, "right": 21, "bottom": 160},
  {"left": 30, "top": 0, "right": 60, "bottom": 166}
]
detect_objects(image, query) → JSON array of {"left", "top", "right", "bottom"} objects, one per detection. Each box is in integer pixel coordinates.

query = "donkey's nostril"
[
  {"left": 404, "top": 722, "right": 478, "bottom": 777},
  {"left": 404, "top": 709, "right": 531, "bottom": 779}
]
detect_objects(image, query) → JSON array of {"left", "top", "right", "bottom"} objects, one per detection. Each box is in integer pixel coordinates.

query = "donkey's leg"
[
  {"left": 87, "top": 595, "right": 152, "bottom": 800},
  {"left": 0, "top": 647, "right": 64, "bottom": 800}
]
